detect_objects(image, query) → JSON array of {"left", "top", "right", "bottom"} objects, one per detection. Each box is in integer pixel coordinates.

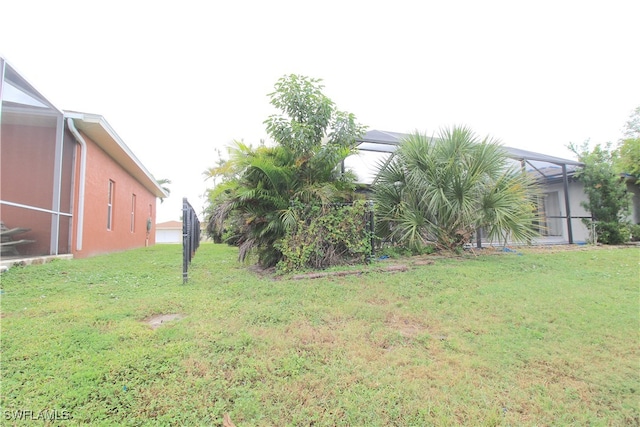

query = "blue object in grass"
[{"left": 502, "top": 247, "right": 522, "bottom": 255}]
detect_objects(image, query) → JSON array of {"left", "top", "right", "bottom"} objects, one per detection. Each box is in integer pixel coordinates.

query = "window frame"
[
  {"left": 130, "top": 193, "right": 136, "bottom": 233},
  {"left": 107, "top": 180, "right": 115, "bottom": 231}
]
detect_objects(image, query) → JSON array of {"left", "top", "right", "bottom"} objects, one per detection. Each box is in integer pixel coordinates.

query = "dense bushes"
[
  {"left": 203, "top": 75, "right": 366, "bottom": 267},
  {"left": 570, "top": 141, "right": 632, "bottom": 244},
  {"left": 276, "top": 201, "right": 373, "bottom": 272}
]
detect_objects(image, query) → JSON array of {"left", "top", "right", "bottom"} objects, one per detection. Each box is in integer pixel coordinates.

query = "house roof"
[
  {"left": 2, "top": 57, "right": 166, "bottom": 200},
  {"left": 156, "top": 220, "right": 182, "bottom": 230},
  {"left": 356, "top": 130, "right": 585, "bottom": 167},
  {"left": 1, "top": 57, "right": 63, "bottom": 127},
  {"left": 65, "top": 111, "right": 168, "bottom": 199}
]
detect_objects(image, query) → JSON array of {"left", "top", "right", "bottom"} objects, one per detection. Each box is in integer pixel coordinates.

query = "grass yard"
[{"left": 1, "top": 244, "right": 638, "bottom": 426}]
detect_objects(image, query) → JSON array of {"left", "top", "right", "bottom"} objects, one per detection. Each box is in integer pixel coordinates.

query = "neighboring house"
[
  {"left": 156, "top": 220, "right": 182, "bottom": 243},
  {"left": 347, "top": 130, "right": 591, "bottom": 245},
  {"left": 156, "top": 220, "right": 209, "bottom": 244},
  {"left": 1, "top": 57, "right": 167, "bottom": 258}
]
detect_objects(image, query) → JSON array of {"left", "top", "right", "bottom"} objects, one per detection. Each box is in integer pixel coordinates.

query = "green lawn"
[{"left": 1, "top": 244, "right": 638, "bottom": 426}]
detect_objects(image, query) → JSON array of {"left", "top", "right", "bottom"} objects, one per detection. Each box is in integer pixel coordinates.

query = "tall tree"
[
  {"left": 373, "top": 126, "right": 540, "bottom": 251},
  {"left": 622, "top": 106, "right": 640, "bottom": 138},
  {"left": 616, "top": 106, "right": 640, "bottom": 181},
  {"left": 569, "top": 141, "right": 631, "bottom": 244},
  {"left": 204, "top": 75, "right": 366, "bottom": 267}
]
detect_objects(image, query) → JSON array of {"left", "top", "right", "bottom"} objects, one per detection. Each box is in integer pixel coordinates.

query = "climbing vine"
[{"left": 276, "top": 200, "right": 373, "bottom": 273}]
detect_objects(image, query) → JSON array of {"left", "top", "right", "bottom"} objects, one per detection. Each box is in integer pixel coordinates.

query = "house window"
[
  {"left": 537, "top": 192, "right": 562, "bottom": 236},
  {"left": 130, "top": 194, "right": 136, "bottom": 233},
  {"left": 545, "top": 192, "right": 562, "bottom": 236},
  {"left": 107, "top": 180, "right": 115, "bottom": 230}
]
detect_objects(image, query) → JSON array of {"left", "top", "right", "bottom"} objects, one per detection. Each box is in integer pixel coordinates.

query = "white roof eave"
[{"left": 64, "top": 111, "right": 168, "bottom": 199}]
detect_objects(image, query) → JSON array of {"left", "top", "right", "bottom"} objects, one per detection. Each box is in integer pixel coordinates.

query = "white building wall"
[
  {"left": 156, "top": 229, "right": 181, "bottom": 244},
  {"left": 540, "top": 180, "right": 590, "bottom": 243}
]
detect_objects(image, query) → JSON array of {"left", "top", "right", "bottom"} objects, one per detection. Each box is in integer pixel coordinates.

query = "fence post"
[
  {"left": 182, "top": 198, "right": 201, "bottom": 284},
  {"left": 368, "top": 200, "right": 375, "bottom": 262}
]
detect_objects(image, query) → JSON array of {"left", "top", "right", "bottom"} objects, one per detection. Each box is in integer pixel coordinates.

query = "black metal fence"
[{"left": 182, "top": 198, "right": 201, "bottom": 284}]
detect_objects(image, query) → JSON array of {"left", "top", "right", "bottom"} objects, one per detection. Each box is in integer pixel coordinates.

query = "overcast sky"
[{"left": 2, "top": 0, "right": 638, "bottom": 222}]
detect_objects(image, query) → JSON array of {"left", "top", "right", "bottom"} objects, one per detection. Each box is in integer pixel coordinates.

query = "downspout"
[
  {"left": 66, "top": 117, "right": 86, "bottom": 251},
  {"left": 50, "top": 114, "right": 65, "bottom": 255}
]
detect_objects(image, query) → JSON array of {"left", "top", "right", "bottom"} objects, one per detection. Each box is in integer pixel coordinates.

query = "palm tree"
[
  {"left": 373, "top": 126, "right": 540, "bottom": 251},
  {"left": 155, "top": 178, "right": 171, "bottom": 203},
  {"left": 204, "top": 75, "right": 366, "bottom": 267},
  {"left": 206, "top": 142, "right": 293, "bottom": 265},
  {"left": 205, "top": 139, "right": 359, "bottom": 266}
]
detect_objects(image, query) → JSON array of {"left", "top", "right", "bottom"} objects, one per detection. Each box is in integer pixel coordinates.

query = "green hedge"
[{"left": 276, "top": 200, "right": 372, "bottom": 273}]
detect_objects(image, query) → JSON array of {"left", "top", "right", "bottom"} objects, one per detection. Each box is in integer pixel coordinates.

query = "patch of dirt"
[
  {"left": 366, "top": 297, "right": 390, "bottom": 306},
  {"left": 411, "top": 243, "right": 635, "bottom": 261},
  {"left": 248, "top": 264, "right": 276, "bottom": 277},
  {"left": 250, "top": 244, "right": 637, "bottom": 280},
  {"left": 385, "top": 313, "right": 427, "bottom": 338},
  {"left": 144, "top": 313, "right": 185, "bottom": 329},
  {"left": 290, "top": 264, "right": 408, "bottom": 280}
]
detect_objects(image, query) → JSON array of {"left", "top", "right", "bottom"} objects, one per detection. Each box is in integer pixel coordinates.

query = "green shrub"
[
  {"left": 595, "top": 221, "right": 630, "bottom": 244},
  {"left": 570, "top": 141, "right": 632, "bottom": 246},
  {"left": 276, "top": 200, "right": 373, "bottom": 272},
  {"left": 629, "top": 223, "right": 640, "bottom": 242}
]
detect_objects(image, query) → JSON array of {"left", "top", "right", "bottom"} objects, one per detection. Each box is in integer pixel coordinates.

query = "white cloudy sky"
[{"left": 2, "top": 0, "right": 638, "bottom": 222}]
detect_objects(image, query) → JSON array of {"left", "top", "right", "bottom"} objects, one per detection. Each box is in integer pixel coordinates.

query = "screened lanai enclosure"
[
  {"left": 2, "top": 58, "right": 166, "bottom": 260},
  {"left": 344, "top": 130, "right": 589, "bottom": 246},
  {"left": 1, "top": 58, "right": 74, "bottom": 257}
]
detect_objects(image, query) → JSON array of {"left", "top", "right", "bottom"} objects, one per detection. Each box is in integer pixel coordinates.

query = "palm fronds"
[{"left": 373, "top": 126, "right": 540, "bottom": 250}]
